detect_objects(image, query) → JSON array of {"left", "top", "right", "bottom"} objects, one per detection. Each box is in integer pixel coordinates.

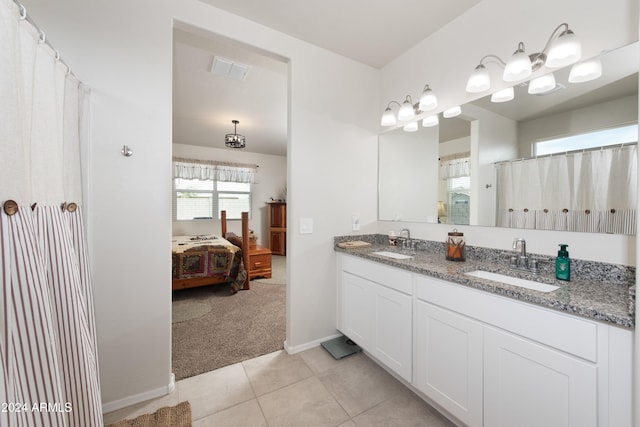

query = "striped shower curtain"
[
  {"left": 1, "top": 1, "right": 102, "bottom": 426},
  {"left": 496, "top": 145, "right": 637, "bottom": 235}
]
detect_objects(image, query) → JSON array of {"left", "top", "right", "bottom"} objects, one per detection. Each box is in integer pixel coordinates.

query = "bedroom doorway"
[{"left": 170, "top": 21, "right": 289, "bottom": 381}]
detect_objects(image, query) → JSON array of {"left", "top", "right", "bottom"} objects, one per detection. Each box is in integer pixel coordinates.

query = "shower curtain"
[
  {"left": 496, "top": 145, "right": 637, "bottom": 235},
  {"left": 1, "top": 1, "right": 103, "bottom": 426}
]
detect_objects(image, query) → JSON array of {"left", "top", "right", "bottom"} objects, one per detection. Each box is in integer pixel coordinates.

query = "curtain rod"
[
  {"left": 12, "top": 0, "right": 74, "bottom": 77},
  {"left": 494, "top": 142, "right": 637, "bottom": 165},
  {"left": 172, "top": 156, "right": 259, "bottom": 169}
]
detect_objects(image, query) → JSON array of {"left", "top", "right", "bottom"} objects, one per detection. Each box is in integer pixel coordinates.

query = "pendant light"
[
  {"left": 225, "top": 120, "right": 246, "bottom": 148},
  {"left": 490, "top": 87, "right": 514, "bottom": 103},
  {"left": 568, "top": 58, "right": 602, "bottom": 83},
  {"left": 397, "top": 95, "right": 416, "bottom": 121}
]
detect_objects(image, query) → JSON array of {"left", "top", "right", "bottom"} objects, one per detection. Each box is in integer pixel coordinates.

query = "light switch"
[{"left": 299, "top": 218, "right": 313, "bottom": 234}]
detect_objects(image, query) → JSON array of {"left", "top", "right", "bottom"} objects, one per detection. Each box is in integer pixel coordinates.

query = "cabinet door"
[
  {"left": 372, "top": 283, "right": 412, "bottom": 382},
  {"left": 415, "top": 301, "right": 483, "bottom": 427},
  {"left": 340, "top": 272, "right": 375, "bottom": 349},
  {"left": 484, "top": 327, "right": 598, "bottom": 427}
]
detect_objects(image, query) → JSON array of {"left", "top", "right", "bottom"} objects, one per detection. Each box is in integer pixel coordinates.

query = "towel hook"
[{"left": 121, "top": 145, "right": 133, "bottom": 157}]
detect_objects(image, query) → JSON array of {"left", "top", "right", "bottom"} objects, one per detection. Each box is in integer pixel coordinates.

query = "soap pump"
[{"left": 555, "top": 244, "right": 570, "bottom": 281}]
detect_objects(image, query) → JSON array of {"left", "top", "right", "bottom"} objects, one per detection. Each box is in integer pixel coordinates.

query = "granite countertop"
[{"left": 335, "top": 237, "right": 635, "bottom": 328}]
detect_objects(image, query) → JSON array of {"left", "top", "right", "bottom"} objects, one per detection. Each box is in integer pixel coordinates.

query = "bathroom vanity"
[{"left": 335, "top": 236, "right": 634, "bottom": 427}]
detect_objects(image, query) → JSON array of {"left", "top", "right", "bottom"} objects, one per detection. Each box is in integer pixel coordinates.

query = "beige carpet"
[
  {"left": 106, "top": 401, "right": 191, "bottom": 427},
  {"left": 172, "top": 256, "right": 286, "bottom": 380}
]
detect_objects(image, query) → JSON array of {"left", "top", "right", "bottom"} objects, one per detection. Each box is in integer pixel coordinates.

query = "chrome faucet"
[
  {"left": 399, "top": 228, "right": 411, "bottom": 240},
  {"left": 398, "top": 228, "right": 414, "bottom": 250},
  {"left": 510, "top": 238, "right": 539, "bottom": 274}
]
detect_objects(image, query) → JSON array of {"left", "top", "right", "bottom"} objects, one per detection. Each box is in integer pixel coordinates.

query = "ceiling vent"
[{"left": 211, "top": 56, "right": 251, "bottom": 81}]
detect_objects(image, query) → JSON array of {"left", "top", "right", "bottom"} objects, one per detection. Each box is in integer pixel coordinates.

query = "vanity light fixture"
[
  {"left": 568, "top": 57, "right": 602, "bottom": 83},
  {"left": 225, "top": 119, "right": 246, "bottom": 148},
  {"left": 422, "top": 114, "right": 439, "bottom": 127},
  {"left": 466, "top": 23, "right": 582, "bottom": 94},
  {"left": 380, "top": 84, "right": 438, "bottom": 127},
  {"left": 419, "top": 85, "right": 438, "bottom": 111},
  {"left": 443, "top": 106, "right": 462, "bottom": 118},
  {"left": 528, "top": 72, "right": 557, "bottom": 94},
  {"left": 490, "top": 86, "right": 514, "bottom": 103}
]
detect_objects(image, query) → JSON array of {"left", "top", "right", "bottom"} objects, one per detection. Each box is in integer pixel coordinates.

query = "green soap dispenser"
[{"left": 556, "top": 244, "right": 570, "bottom": 281}]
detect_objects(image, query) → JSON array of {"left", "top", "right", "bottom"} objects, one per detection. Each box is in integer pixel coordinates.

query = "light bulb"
[
  {"left": 419, "top": 86, "right": 438, "bottom": 111},
  {"left": 503, "top": 43, "right": 532, "bottom": 82},
  {"left": 443, "top": 106, "right": 461, "bottom": 118},
  {"left": 568, "top": 58, "right": 601, "bottom": 83},
  {"left": 398, "top": 99, "right": 415, "bottom": 121},
  {"left": 491, "top": 87, "right": 514, "bottom": 103},
  {"left": 546, "top": 29, "right": 581, "bottom": 69},
  {"left": 380, "top": 107, "right": 396, "bottom": 126},
  {"left": 466, "top": 64, "right": 491, "bottom": 93},
  {"left": 403, "top": 121, "right": 418, "bottom": 132},
  {"left": 422, "top": 115, "right": 439, "bottom": 127},
  {"left": 528, "top": 73, "right": 556, "bottom": 94}
]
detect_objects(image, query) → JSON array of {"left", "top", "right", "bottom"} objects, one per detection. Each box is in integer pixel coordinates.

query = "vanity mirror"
[{"left": 378, "top": 41, "right": 639, "bottom": 234}]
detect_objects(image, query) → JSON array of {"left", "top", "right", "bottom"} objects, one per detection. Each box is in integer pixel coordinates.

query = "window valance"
[
  {"left": 440, "top": 153, "right": 470, "bottom": 180},
  {"left": 173, "top": 157, "right": 258, "bottom": 183}
]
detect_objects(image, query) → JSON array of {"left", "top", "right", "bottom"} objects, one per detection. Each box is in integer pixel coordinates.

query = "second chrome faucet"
[{"left": 510, "top": 238, "right": 539, "bottom": 274}]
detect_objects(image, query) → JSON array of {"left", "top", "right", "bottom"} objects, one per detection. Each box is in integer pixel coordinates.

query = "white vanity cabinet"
[
  {"left": 414, "top": 300, "right": 483, "bottom": 426},
  {"left": 336, "top": 253, "right": 633, "bottom": 427},
  {"left": 338, "top": 254, "right": 413, "bottom": 382},
  {"left": 415, "top": 274, "right": 631, "bottom": 427},
  {"left": 483, "top": 326, "right": 597, "bottom": 427}
]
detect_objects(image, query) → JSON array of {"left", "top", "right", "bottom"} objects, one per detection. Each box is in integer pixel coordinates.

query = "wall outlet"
[{"left": 352, "top": 215, "right": 360, "bottom": 231}]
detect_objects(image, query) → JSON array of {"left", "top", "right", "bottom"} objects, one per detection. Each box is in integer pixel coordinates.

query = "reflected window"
[
  {"left": 448, "top": 176, "right": 470, "bottom": 225},
  {"left": 535, "top": 124, "right": 638, "bottom": 156}
]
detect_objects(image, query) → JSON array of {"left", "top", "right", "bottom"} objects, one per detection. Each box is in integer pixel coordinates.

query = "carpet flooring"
[{"left": 172, "top": 256, "right": 286, "bottom": 380}]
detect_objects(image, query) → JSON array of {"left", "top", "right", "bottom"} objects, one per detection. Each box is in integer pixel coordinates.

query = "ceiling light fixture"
[
  {"left": 466, "top": 23, "right": 583, "bottom": 95},
  {"left": 225, "top": 120, "right": 246, "bottom": 149}
]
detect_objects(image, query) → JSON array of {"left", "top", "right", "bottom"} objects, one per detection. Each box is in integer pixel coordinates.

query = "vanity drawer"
[
  {"left": 416, "top": 275, "right": 599, "bottom": 362},
  {"left": 340, "top": 254, "right": 412, "bottom": 295}
]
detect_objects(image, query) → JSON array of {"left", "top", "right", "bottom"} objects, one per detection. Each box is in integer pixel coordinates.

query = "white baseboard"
[
  {"left": 102, "top": 373, "right": 175, "bottom": 414},
  {"left": 283, "top": 333, "right": 342, "bottom": 354}
]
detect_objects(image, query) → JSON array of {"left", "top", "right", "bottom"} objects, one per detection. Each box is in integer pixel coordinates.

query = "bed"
[{"left": 172, "top": 211, "right": 250, "bottom": 293}]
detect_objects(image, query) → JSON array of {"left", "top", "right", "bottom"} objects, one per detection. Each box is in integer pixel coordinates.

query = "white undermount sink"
[
  {"left": 372, "top": 251, "right": 414, "bottom": 260},
  {"left": 464, "top": 270, "right": 559, "bottom": 293}
]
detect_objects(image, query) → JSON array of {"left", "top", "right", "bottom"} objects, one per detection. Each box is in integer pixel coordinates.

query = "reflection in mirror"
[{"left": 378, "top": 41, "right": 638, "bottom": 234}]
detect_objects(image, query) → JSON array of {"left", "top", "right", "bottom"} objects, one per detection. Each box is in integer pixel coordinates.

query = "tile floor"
[{"left": 103, "top": 347, "right": 456, "bottom": 427}]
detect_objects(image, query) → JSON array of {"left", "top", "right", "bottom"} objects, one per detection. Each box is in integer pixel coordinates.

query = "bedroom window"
[
  {"left": 172, "top": 158, "right": 257, "bottom": 221},
  {"left": 173, "top": 178, "right": 251, "bottom": 221}
]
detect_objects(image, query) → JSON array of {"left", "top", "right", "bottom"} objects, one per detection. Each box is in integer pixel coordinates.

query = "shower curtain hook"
[
  {"left": 38, "top": 31, "right": 46, "bottom": 44},
  {"left": 54, "top": 50, "right": 60, "bottom": 61},
  {"left": 18, "top": 4, "right": 27, "bottom": 20}
]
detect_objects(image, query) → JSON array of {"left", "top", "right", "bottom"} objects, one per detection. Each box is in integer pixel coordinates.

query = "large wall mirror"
[{"left": 378, "top": 41, "right": 639, "bottom": 235}]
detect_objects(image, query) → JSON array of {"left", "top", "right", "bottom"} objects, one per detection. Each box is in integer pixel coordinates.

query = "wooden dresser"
[
  {"left": 249, "top": 245, "right": 272, "bottom": 279},
  {"left": 268, "top": 202, "right": 286, "bottom": 255}
]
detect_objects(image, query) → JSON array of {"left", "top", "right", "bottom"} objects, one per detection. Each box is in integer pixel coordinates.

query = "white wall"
[
  {"left": 378, "top": 0, "right": 638, "bottom": 266},
  {"left": 172, "top": 143, "right": 286, "bottom": 247},
  {"left": 21, "top": 0, "right": 379, "bottom": 409}
]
